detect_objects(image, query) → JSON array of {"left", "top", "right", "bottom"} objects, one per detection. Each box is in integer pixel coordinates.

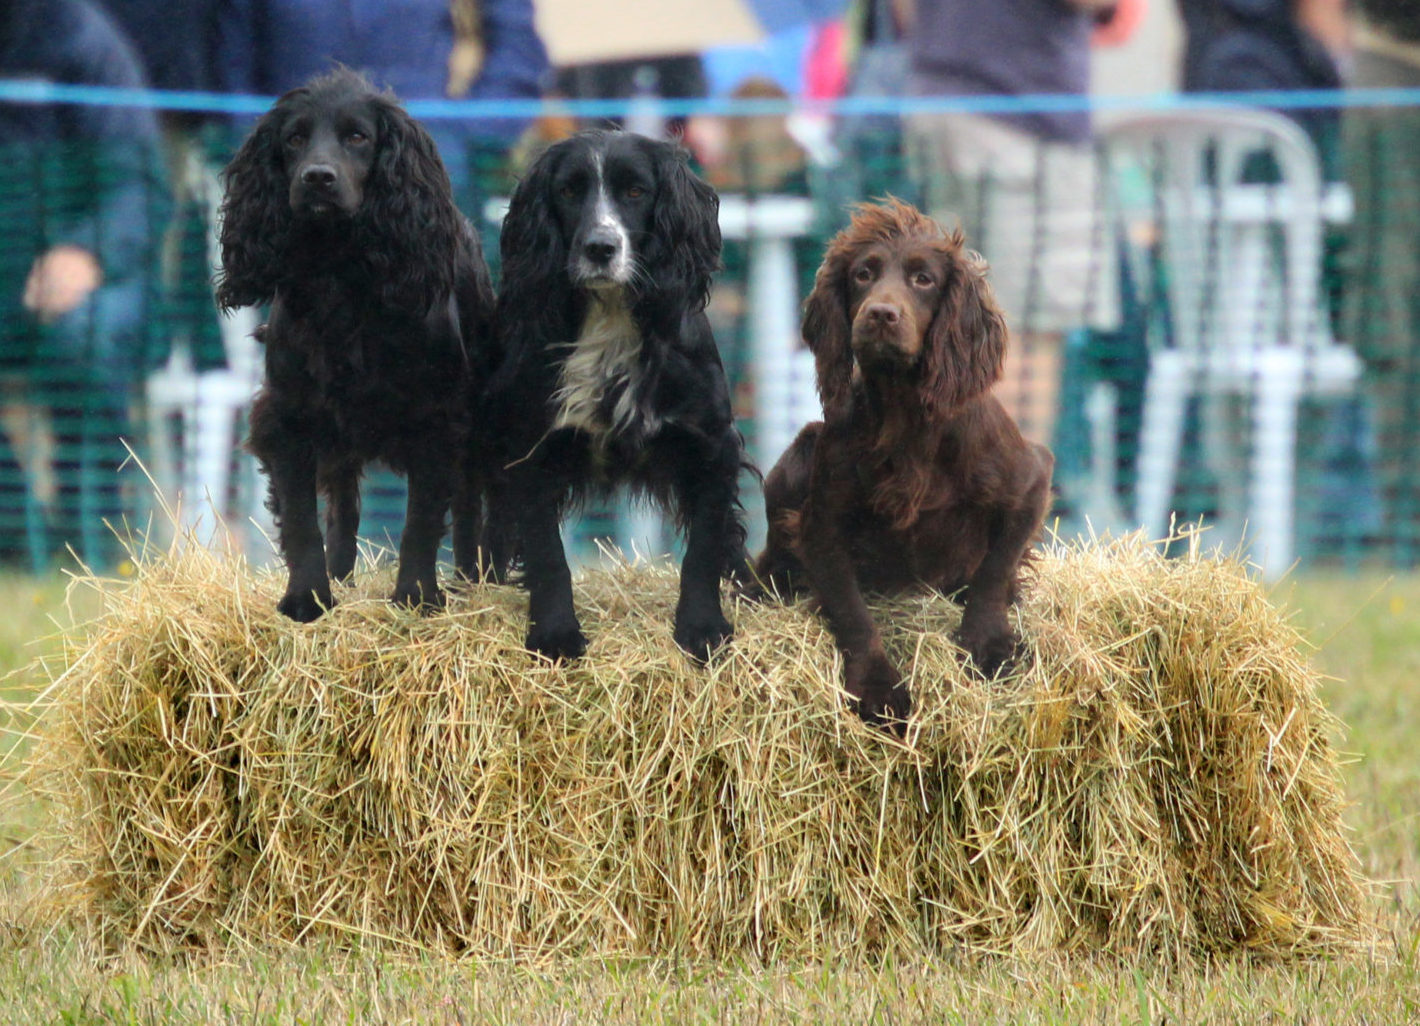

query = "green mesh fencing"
[{"left": 1, "top": 102, "right": 1417, "bottom": 576}]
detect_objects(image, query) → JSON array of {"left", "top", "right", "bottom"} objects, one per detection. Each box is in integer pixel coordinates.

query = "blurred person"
[
  {"left": 1178, "top": 0, "right": 1373, "bottom": 559},
  {"left": 904, "top": 0, "right": 1122, "bottom": 449},
  {"left": 1355, "top": 0, "right": 1420, "bottom": 43},
  {"left": 105, "top": 0, "right": 233, "bottom": 376},
  {"left": 0, "top": 0, "right": 163, "bottom": 568},
  {"left": 557, "top": 55, "right": 708, "bottom": 138},
  {"left": 108, "top": 0, "right": 277, "bottom": 555},
  {"left": 832, "top": 0, "right": 915, "bottom": 199},
  {"left": 1179, "top": 0, "right": 1349, "bottom": 178},
  {"left": 686, "top": 21, "right": 814, "bottom": 188},
  {"left": 698, "top": 77, "right": 810, "bottom": 193},
  {"left": 104, "top": 0, "right": 223, "bottom": 101},
  {"left": 215, "top": 0, "right": 550, "bottom": 198},
  {"left": 700, "top": 20, "right": 820, "bottom": 99},
  {"left": 1342, "top": 2, "right": 1420, "bottom": 563},
  {"left": 690, "top": 76, "right": 814, "bottom": 435}
]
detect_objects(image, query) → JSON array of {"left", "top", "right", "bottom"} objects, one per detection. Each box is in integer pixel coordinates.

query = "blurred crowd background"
[{"left": 1, "top": 0, "right": 1417, "bottom": 577}]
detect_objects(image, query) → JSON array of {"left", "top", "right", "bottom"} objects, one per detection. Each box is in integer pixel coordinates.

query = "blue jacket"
[
  {"left": 0, "top": 0, "right": 162, "bottom": 332},
  {"left": 216, "top": 0, "right": 549, "bottom": 145},
  {"left": 105, "top": 0, "right": 223, "bottom": 91}
]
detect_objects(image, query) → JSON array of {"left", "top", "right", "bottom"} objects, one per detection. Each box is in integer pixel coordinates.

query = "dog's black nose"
[
  {"left": 583, "top": 232, "right": 619, "bottom": 265},
  {"left": 301, "top": 164, "right": 337, "bottom": 188},
  {"left": 863, "top": 303, "right": 900, "bottom": 326}
]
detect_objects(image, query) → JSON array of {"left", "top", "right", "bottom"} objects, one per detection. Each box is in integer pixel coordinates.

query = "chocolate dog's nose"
[
  {"left": 863, "top": 303, "right": 900, "bottom": 326},
  {"left": 301, "top": 164, "right": 337, "bottom": 188}
]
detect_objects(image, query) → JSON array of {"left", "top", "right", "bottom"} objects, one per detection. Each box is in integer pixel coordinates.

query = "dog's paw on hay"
[{"left": 21, "top": 535, "right": 1370, "bottom": 960}]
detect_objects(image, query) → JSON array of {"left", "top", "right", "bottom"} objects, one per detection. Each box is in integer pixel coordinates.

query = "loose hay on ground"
[{"left": 11, "top": 534, "right": 1370, "bottom": 960}]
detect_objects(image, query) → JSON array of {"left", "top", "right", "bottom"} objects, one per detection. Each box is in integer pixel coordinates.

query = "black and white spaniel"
[
  {"left": 486, "top": 129, "right": 750, "bottom": 662},
  {"left": 217, "top": 69, "right": 497, "bottom": 621}
]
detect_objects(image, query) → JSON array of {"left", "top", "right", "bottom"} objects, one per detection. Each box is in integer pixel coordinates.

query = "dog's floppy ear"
[
  {"left": 802, "top": 242, "right": 855, "bottom": 423},
  {"left": 216, "top": 99, "right": 295, "bottom": 311},
  {"left": 920, "top": 243, "right": 1007, "bottom": 419},
  {"left": 646, "top": 140, "right": 721, "bottom": 316},
  {"left": 361, "top": 96, "right": 460, "bottom": 315},
  {"left": 491, "top": 140, "right": 571, "bottom": 402},
  {"left": 498, "top": 143, "right": 567, "bottom": 315}
]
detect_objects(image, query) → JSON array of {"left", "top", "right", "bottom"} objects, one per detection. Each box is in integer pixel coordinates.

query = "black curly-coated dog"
[
  {"left": 216, "top": 69, "right": 496, "bottom": 621},
  {"left": 486, "top": 130, "right": 750, "bottom": 663}
]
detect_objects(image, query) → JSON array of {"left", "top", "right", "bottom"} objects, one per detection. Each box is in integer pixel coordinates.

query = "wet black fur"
[{"left": 216, "top": 69, "right": 497, "bottom": 621}]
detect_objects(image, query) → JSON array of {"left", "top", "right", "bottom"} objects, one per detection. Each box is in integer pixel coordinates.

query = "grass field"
[{"left": 1, "top": 568, "right": 1418, "bottom": 1024}]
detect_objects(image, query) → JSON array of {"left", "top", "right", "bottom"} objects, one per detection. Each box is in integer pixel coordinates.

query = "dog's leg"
[
  {"left": 450, "top": 456, "right": 485, "bottom": 583},
  {"left": 453, "top": 460, "right": 516, "bottom": 584},
  {"left": 265, "top": 445, "right": 332, "bottom": 623},
  {"left": 747, "top": 519, "right": 806, "bottom": 602},
  {"left": 391, "top": 456, "right": 450, "bottom": 611},
  {"left": 671, "top": 430, "right": 742, "bottom": 661},
  {"left": 674, "top": 501, "right": 735, "bottom": 661},
  {"left": 322, "top": 459, "right": 361, "bottom": 582},
  {"left": 799, "top": 534, "right": 910, "bottom": 729},
  {"left": 954, "top": 447, "right": 1054, "bottom": 679},
  {"left": 744, "top": 424, "right": 818, "bottom": 601},
  {"left": 477, "top": 471, "right": 518, "bottom": 584},
  {"left": 797, "top": 438, "right": 910, "bottom": 730},
  {"left": 520, "top": 492, "right": 586, "bottom": 661}
]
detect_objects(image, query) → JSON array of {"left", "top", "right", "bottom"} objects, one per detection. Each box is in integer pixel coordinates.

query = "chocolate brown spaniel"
[{"left": 750, "top": 199, "right": 1054, "bottom": 728}]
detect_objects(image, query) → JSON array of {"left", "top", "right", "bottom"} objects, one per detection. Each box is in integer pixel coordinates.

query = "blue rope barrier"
[{"left": 2, "top": 81, "right": 1420, "bottom": 120}]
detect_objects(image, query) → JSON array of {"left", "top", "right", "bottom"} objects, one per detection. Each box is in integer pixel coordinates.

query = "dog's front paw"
[
  {"left": 454, "top": 548, "right": 509, "bottom": 587},
  {"left": 856, "top": 686, "right": 912, "bottom": 735},
  {"left": 526, "top": 619, "right": 588, "bottom": 662},
  {"left": 391, "top": 579, "right": 446, "bottom": 613},
  {"left": 954, "top": 614, "right": 1022, "bottom": 680},
  {"left": 737, "top": 558, "right": 800, "bottom": 604},
  {"left": 326, "top": 544, "right": 357, "bottom": 584},
  {"left": 734, "top": 577, "right": 768, "bottom": 603},
  {"left": 845, "top": 652, "right": 911, "bottom": 733},
  {"left": 674, "top": 611, "right": 733, "bottom": 663},
  {"left": 278, "top": 586, "right": 334, "bottom": 623}
]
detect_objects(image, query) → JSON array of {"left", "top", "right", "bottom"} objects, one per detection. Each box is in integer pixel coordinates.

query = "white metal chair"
[
  {"left": 1098, "top": 107, "right": 1361, "bottom": 576},
  {"left": 145, "top": 147, "right": 266, "bottom": 548}
]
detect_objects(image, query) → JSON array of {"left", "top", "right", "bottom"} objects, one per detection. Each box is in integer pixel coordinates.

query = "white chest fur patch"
[{"left": 553, "top": 294, "right": 652, "bottom": 443}]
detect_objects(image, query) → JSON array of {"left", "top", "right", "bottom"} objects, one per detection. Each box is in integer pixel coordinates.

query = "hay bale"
[{"left": 21, "top": 534, "right": 1370, "bottom": 959}]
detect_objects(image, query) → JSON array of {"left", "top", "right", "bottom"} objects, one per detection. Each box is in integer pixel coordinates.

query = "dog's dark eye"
[
  {"left": 853, "top": 266, "right": 873, "bottom": 284},
  {"left": 285, "top": 134, "right": 306, "bottom": 149},
  {"left": 912, "top": 272, "right": 935, "bottom": 288},
  {"left": 559, "top": 185, "right": 577, "bottom": 200},
  {"left": 346, "top": 131, "right": 369, "bottom": 145},
  {"left": 626, "top": 185, "right": 645, "bottom": 199}
]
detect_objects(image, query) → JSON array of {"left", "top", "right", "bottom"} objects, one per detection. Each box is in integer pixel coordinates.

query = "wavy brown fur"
[{"left": 752, "top": 199, "right": 1054, "bottom": 728}]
